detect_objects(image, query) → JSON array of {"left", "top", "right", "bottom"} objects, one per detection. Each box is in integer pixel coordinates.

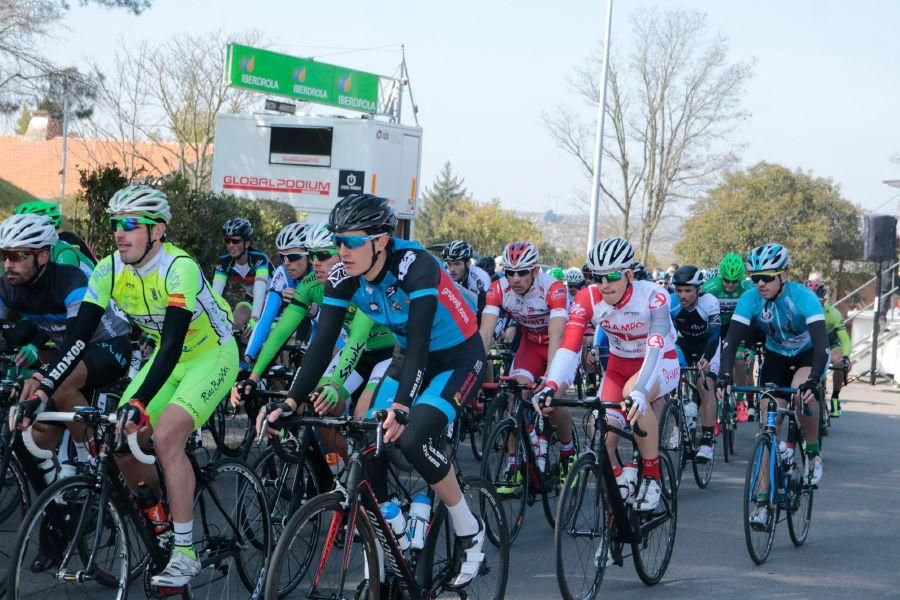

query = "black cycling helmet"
[
  {"left": 477, "top": 256, "right": 495, "bottom": 275},
  {"left": 442, "top": 240, "right": 474, "bottom": 262},
  {"left": 328, "top": 193, "right": 397, "bottom": 235},
  {"left": 223, "top": 218, "right": 253, "bottom": 240},
  {"left": 633, "top": 263, "right": 649, "bottom": 281},
  {"left": 673, "top": 265, "right": 704, "bottom": 287}
]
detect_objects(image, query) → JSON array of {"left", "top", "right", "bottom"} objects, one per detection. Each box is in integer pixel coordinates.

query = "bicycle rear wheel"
[
  {"left": 632, "top": 452, "right": 677, "bottom": 586},
  {"left": 692, "top": 437, "right": 715, "bottom": 489},
  {"left": 720, "top": 393, "right": 733, "bottom": 463},
  {"left": 207, "top": 402, "right": 252, "bottom": 459},
  {"left": 787, "top": 452, "right": 814, "bottom": 547},
  {"left": 7, "top": 475, "right": 130, "bottom": 599},
  {"left": 0, "top": 452, "right": 28, "bottom": 524},
  {"left": 554, "top": 454, "right": 607, "bottom": 600},
  {"left": 264, "top": 491, "right": 379, "bottom": 600},
  {"left": 743, "top": 435, "right": 778, "bottom": 565},
  {"left": 253, "top": 446, "right": 322, "bottom": 546},
  {"left": 480, "top": 420, "right": 529, "bottom": 543},
  {"left": 657, "top": 398, "right": 684, "bottom": 490},
  {"left": 421, "top": 476, "right": 509, "bottom": 599}
]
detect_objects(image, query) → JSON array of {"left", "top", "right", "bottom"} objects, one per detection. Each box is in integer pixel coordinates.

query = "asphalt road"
[
  {"left": 499, "top": 381, "right": 900, "bottom": 598},
  {"left": 1, "top": 381, "right": 898, "bottom": 598}
]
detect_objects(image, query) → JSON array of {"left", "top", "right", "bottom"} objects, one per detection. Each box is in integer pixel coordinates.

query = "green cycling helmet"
[
  {"left": 15, "top": 200, "right": 62, "bottom": 229},
  {"left": 719, "top": 252, "right": 746, "bottom": 282},
  {"left": 548, "top": 267, "right": 565, "bottom": 282}
]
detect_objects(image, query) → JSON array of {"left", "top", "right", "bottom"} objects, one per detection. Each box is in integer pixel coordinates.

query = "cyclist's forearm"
[
  {"left": 808, "top": 320, "right": 829, "bottom": 382},
  {"left": 837, "top": 327, "right": 852, "bottom": 357},
  {"left": 719, "top": 319, "right": 750, "bottom": 377},
  {"left": 703, "top": 324, "right": 721, "bottom": 361},
  {"left": 251, "top": 277, "right": 268, "bottom": 320},
  {"left": 288, "top": 304, "right": 347, "bottom": 400},
  {"left": 394, "top": 296, "right": 437, "bottom": 408},
  {"left": 245, "top": 289, "right": 282, "bottom": 360},
  {"left": 252, "top": 300, "right": 307, "bottom": 377}
]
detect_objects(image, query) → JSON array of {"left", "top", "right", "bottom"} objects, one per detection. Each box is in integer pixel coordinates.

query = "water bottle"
[
  {"left": 407, "top": 493, "right": 432, "bottom": 550},
  {"left": 37, "top": 458, "right": 57, "bottom": 485},
  {"left": 133, "top": 481, "right": 169, "bottom": 535},
  {"left": 683, "top": 401, "right": 698, "bottom": 431},
  {"left": 778, "top": 441, "right": 795, "bottom": 478},
  {"left": 326, "top": 452, "right": 345, "bottom": 476},
  {"left": 527, "top": 424, "right": 539, "bottom": 457},
  {"left": 379, "top": 501, "right": 410, "bottom": 551},
  {"left": 537, "top": 434, "right": 548, "bottom": 473},
  {"left": 622, "top": 460, "right": 639, "bottom": 500}
]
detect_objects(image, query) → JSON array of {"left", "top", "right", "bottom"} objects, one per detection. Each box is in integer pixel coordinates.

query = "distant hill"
[{"left": 0, "top": 178, "right": 37, "bottom": 217}]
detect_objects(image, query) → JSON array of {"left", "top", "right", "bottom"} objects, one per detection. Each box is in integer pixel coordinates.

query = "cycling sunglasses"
[
  {"left": 591, "top": 270, "right": 625, "bottom": 284},
  {"left": 309, "top": 249, "right": 339, "bottom": 261},
  {"left": 723, "top": 278, "right": 742, "bottom": 285},
  {"left": 331, "top": 232, "right": 386, "bottom": 249},
  {"left": 505, "top": 268, "right": 533, "bottom": 278},
  {"left": 279, "top": 251, "right": 308, "bottom": 263},
  {"left": 109, "top": 216, "right": 158, "bottom": 232},
  {"left": 224, "top": 236, "right": 246, "bottom": 245},
  {"left": 750, "top": 271, "right": 782, "bottom": 284},
  {"left": 1, "top": 249, "right": 42, "bottom": 262}
]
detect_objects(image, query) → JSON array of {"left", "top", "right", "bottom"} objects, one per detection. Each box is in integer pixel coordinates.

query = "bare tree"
[
  {"left": 83, "top": 30, "right": 262, "bottom": 190},
  {"left": 544, "top": 9, "right": 752, "bottom": 261}
]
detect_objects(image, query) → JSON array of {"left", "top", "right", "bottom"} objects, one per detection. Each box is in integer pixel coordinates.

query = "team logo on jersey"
[
  {"left": 647, "top": 333, "right": 665, "bottom": 349},
  {"left": 760, "top": 306, "right": 773, "bottom": 323},
  {"left": 398, "top": 251, "right": 416, "bottom": 281},
  {"left": 391, "top": 301, "right": 403, "bottom": 312},
  {"left": 649, "top": 292, "right": 668, "bottom": 310},
  {"left": 550, "top": 287, "right": 566, "bottom": 301},
  {"left": 368, "top": 301, "right": 381, "bottom": 313},
  {"left": 150, "top": 288, "right": 159, "bottom": 301},
  {"left": 327, "top": 263, "right": 351, "bottom": 288},
  {"left": 386, "top": 285, "right": 397, "bottom": 297},
  {"left": 570, "top": 303, "right": 588, "bottom": 320}
]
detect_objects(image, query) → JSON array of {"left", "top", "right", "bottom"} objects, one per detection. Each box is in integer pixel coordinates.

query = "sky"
[{"left": 39, "top": 0, "right": 900, "bottom": 216}]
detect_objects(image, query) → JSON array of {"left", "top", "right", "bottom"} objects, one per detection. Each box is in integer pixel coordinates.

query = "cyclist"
[
  {"left": 4, "top": 214, "right": 130, "bottom": 482},
  {"left": 26, "top": 186, "right": 239, "bottom": 587},
  {"left": 537, "top": 237, "right": 679, "bottom": 511},
  {"left": 14, "top": 200, "right": 96, "bottom": 277},
  {"left": 564, "top": 267, "right": 586, "bottom": 304},
  {"left": 805, "top": 279, "right": 851, "bottom": 418},
  {"left": 718, "top": 243, "right": 828, "bottom": 510},
  {"left": 443, "top": 240, "right": 491, "bottom": 295},
  {"left": 260, "top": 194, "right": 488, "bottom": 589},
  {"left": 670, "top": 265, "right": 721, "bottom": 462},
  {"left": 212, "top": 217, "right": 273, "bottom": 320},
  {"left": 478, "top": 255, "right": 500, "bottom": 282},
  {"left": 548, "top": 266, "right": 566, "bottom": 283},
  {"left": 243, "top": 222, "right": 312, "bottom": 368},
  {"left": 480, "top": 241, "right": 577, "bottom": 489},
  {"left": 703, "top": 253, "right": 755, "bottom": 421}
]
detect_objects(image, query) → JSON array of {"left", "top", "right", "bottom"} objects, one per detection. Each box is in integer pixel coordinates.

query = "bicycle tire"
[
  {"left": 7, "top": 475, "right": 130, "bottom": 599},
  {"left": 720, "top": 393, "right": 732, "bottom": 463},
  {"left": 691, "top": 444, "right": 714, "bottom": 489},
  {"left": 420, "top": 476, "right": 509, "bottom": 599},
  {"left": 743, "top": 435, "right": 778, "bottom": 565},
  {"left": 252, "top": 446, "right": 323, "bottom": 546},
  {"left": 787, "top": 461, "right": 814, "bottom": 547},
  {"left": 554, "top": 453, "right": 607, "bottom": 600},
  {"left": 480, "top": 419, "right": 529, "bottom": 544},
  {"left": 632, "top": 452, "right": 677, "bottom": 586},
  {"left": 0, "top": 452, "right": 29, "bottom": 524},
  {"left": 208, "top": 402, "right": 252, "bottom": 459},
  {"left": 469, "top": 409, "right": 485, "bottom": 462},
  {"left": 480, "top": 392, "right": 509, "bottom": 458},
  {"left": 657, "top": 398, "right": 684, "bottom": 491},
  {"left": 264, "top": 491, "right": 379, "bottom": 600}
]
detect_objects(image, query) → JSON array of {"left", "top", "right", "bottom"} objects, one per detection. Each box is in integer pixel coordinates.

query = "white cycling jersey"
[{"left": 484, "top": 270, "right": 568, "bottom": 344}]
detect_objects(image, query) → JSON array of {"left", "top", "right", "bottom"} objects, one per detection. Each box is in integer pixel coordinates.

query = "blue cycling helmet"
[{"left": 746, "top": 243, "right": 790, "bottom": 273}]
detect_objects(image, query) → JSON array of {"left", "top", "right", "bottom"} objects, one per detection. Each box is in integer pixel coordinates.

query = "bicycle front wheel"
[
  {"left": 421, "top": 476, "right": 509, "bottom": 599},
  {"left": 7, "top": 475, "right": 130, "bottom": 599},
  {"left": 264, "top": 491, "right": 379, "bottom": 600},
  {"left": 657, "top": 398, "right": 684, "bottom": 490},
  {"left": 0, "top": 452, "right": 28, "bottom": 525},
  {"left": 743, "top": 435, "right": 777, "bottom": 565},
  {"left": 480, "top": 420, "right": 529, "bottom": 543},
  {"left": 554, "top": 453, "right": 607, "bottom": 600}
]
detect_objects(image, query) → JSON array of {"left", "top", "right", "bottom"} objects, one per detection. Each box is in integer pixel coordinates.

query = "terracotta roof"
[{"left": 0, "top": 134, "right": 207, "bottom": 199}]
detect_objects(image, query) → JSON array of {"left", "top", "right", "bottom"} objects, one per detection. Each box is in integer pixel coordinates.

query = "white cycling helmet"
[
  {"left": 746, "top": 243, "right": 790, "bottom": 273},
  {"left": 587, "top": 237, "right": 635, "bottom": 272},
  {"left": 0, "top": 214, "right": 59, "bottom": 249},
  {"left": 305, "top": 221, "right": 335, "bottom": 250},
  {"left": 107, "top": 186, "right": 171, "bottom": 223},
  {"left": 501, "top": 241, "right": 539, "bottom": 270},
  {"left": 276, "top": 222, "right": 311, "bottom": 251},
  {"left": 564, "top": 267, "right": 585, "bottom": 285}
]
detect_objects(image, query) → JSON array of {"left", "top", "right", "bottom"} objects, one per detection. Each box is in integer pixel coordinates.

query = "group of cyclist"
[{"left": 0, "top": 185, "right": 853, "bottom": 594}]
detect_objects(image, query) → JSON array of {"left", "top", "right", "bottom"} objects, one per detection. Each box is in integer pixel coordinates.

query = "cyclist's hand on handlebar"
[
  {"left": 697, "top": 358, "right": 710, "bottom": 373},
  {"left": 382, "top": 403, "right": 409, "bottom": 444},
  {"left": 255, "top": 400, "right": 295, "bottom": 439},
  {"left": 311, "top": 382, "right": 344, "bottom": 415},
  {"left": 715, "top": 372, "right": 733, "bottom": 401},
  {"left": 623, "top": 391, "right": 647, "bottom": 426},
  {"left": 532, "top": 385, "right": 556, "bottom": 415},
  {"left": 119, "top": 399, "right": 150, "bottom": 436},
  {"left": 14, "top": 343, "right": 39, "bottom": 368},
  {"left": 18, "top": 375, "right": 43, "bottom": 405},
  {"left": 13, "top": 393, "right": 46, "bottom": 430},
  {"left": 797, "top": 379, "right": 818, "bottom": 406},
  {"left": 841, "top": 356, "right": 851, "bottom": 372},
  {"left": 231, "top": 376, "right": 258, "bottom": 407}
]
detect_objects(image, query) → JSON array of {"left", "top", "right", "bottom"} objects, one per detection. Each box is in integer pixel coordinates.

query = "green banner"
[{"left": 226, "top": 44, "right": 380, "bottom": 114}]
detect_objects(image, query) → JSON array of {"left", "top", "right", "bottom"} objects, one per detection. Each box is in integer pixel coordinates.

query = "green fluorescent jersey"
[
  {"left": 252, "top": 271, "right": 395, "bottom": 380},
  {"left": 51, "top": 240, "right": 95, "bottom": 278},
  {"left": 85, "top": 242, "right": 234, "bottom": 357},
  {"left": 823, "top": 303, "right": 852, "bottom": 355},
  {"left": 702, "top": 276, "right": 754, "bottom": 328}
]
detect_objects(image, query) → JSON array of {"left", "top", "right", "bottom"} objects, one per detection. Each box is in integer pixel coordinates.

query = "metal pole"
[
  {"left": 586, "top": 0, "right": 614, "bottom": 253},
  {"left": 870, "top": 260, "right": 882, "bottom": 385},
  {"left": 59, "top": 74, "right": 69, "bottom": 202}
]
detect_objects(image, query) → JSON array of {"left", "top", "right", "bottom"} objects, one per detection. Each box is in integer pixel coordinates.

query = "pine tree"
[
  {"left": 15, "top": 105, "right": 31, "bottom": 135},
  {"left": 416, "top": 161, "right": 467, "bottom": 245}
]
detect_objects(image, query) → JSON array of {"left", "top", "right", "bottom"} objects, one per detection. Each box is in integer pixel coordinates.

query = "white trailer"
[{"left": 211, "top": 113, "right": 422, "bottom": 238}]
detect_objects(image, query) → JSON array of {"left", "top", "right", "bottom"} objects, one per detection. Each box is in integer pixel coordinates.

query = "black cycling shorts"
[{"left": 759, "top": 348, "right": 813, "bottom": 399}]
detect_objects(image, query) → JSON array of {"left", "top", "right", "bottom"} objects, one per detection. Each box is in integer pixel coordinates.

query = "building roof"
[{"left": 0, "top": 134, "right": 201, "bottom": 200}]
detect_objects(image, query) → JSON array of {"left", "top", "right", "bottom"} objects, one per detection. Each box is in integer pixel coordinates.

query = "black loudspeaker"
[{"left": 864, "top": 214, "right": 897, "bottom": 262}]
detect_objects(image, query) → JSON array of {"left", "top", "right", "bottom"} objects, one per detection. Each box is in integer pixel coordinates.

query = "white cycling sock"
[
  {"left": 447, "top": 499, "right": 479, "bottom": 537},
  {"left": 173, "top": 521, "right": 193, "bottom": 548}
]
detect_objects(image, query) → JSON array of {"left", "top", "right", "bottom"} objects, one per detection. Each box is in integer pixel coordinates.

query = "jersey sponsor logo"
[
  {"left": 439, "top": 286, "right": 472, "bottom": 327},
  {"left": 570, "top": 303, "right": 588, "bottom": 320},
  {"left": 391, "top": 301, "right": 403, "bottom": 312},
  {"left": 398, "top": 251, "right": 416, "bottom": 281},
  {"left": 600, "top": 319, "right": 645, "bottom": 333},
  {"left": 385, "top": 285, "right": 398, "bottom": 297},
  {"left": 327, "top": 263, "right": 351, "bottom": 288},
  {"left": 649, "top": 292, "right": 668, "bottom": 310},
  {"left": 647, "top": 333, "right": 665, "bottom": 349},
  {"left": 550, "top": 287, "right": 566, "bottom": 301},
  {"left": 46, "top": 339, "right": 87, "bottom": 381},
  {"left": 367, "top": 301, "right": 381, "bottom": 313}
]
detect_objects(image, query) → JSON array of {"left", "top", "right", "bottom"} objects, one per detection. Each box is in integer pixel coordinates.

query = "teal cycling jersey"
[{"left": 731, "top": 281, "right": 825, "bottom": 357}]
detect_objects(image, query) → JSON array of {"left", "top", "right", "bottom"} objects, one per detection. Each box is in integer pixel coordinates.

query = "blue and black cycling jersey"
[
  {"left": 0, "top": 262, "right": 130, "bottom": 347},
  {"left": 289, "top": 238, "right": 481, "bottom": 409}
]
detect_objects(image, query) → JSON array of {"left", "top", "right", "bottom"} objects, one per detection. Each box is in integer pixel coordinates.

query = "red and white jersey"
[
  {"left": 484, "top": 270, "right": 568, "bottom": 344},
  {"left": 565, "top": 280, "right": 676, "bottom": 358}
]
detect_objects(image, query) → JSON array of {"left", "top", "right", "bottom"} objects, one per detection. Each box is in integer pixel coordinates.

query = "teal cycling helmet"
[{"left": 746, "top": 243, "right": 790, "bottom": 273}]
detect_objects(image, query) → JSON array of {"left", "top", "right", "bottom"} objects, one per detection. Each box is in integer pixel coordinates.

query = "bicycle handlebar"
[{"left": 548, "top": 397, "right": 647, "bottom": 437}]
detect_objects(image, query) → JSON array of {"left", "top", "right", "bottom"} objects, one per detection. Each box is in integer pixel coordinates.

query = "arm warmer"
[
  {"left": 251, "top": 277, "right": 268, "bottom": 320},
  {"left": 808, "top": 320, "right": 829, "bottom": 382},
  {"left": 287, "top": 303, "right": 348, "bottom": 401},
  {"left": 245, "top": 288, "right": 283, "bottom": 360},
  {"left": 212, "top": 273, "right": 226, "bottom": 297},
  {"left": 703, "top": 324, "right": 721, "bottom": 362},
  {"left": 132, "top": 307, "right": 192, "bottom": 402},
  {"left": 394, "top": 295, "right": 437, "bottom": 408},
  {"left": 251, "top": 298, "right": 309, "bottom": 377},
  {"left": 326, "top": 311, "right": 375, "bottom": 388},
  {"left": 718, "top": 319, "right": 750, "bottom": 379},
  {"left": 632, "top": 304, "right": 674, "bottom": 398}
]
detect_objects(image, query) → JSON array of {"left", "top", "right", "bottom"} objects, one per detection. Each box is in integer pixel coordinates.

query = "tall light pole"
[{"left": 586, "top": 0, "right": 614, "bottom": 253}]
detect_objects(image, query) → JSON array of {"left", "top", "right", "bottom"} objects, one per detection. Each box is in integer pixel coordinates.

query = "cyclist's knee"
[{"left": 398, "top": 405, "right": 451, "bottom": 485}]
